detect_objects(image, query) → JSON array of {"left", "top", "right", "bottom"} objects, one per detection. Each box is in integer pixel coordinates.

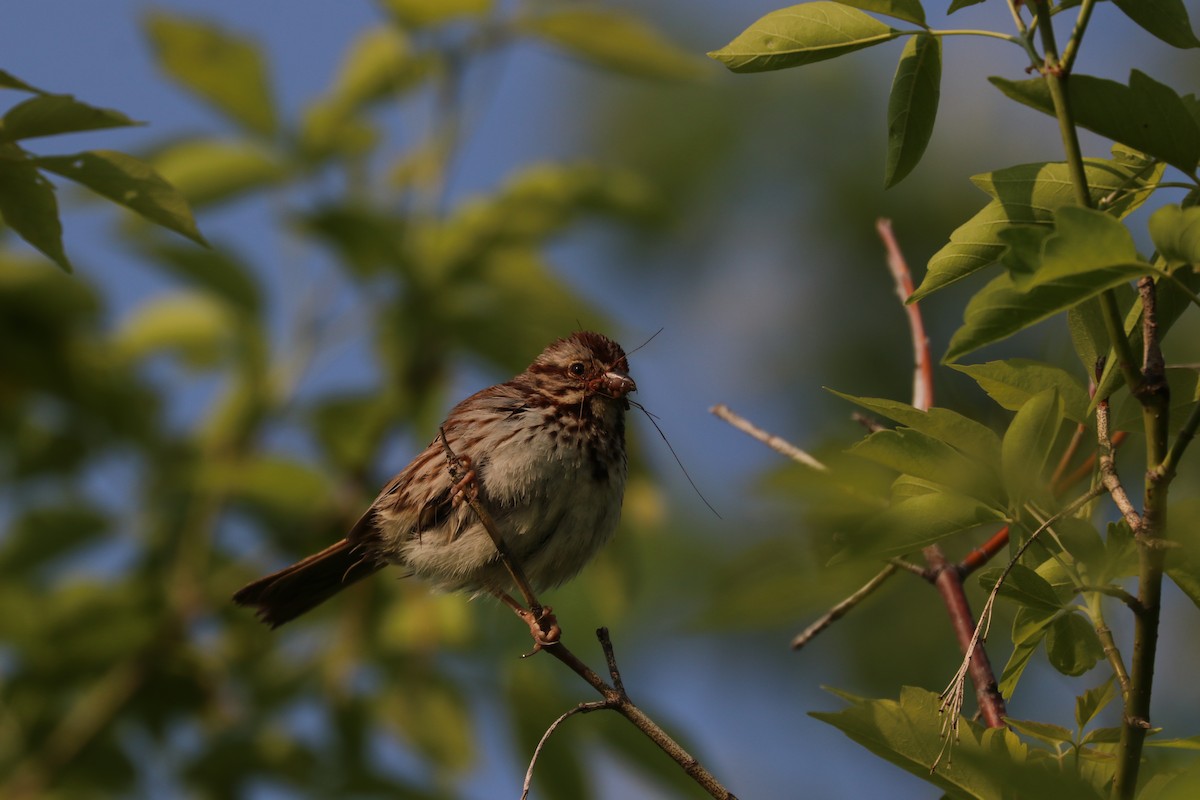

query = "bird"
[{"left": 233, "top": 331, "right": 635, "bottom": 637}]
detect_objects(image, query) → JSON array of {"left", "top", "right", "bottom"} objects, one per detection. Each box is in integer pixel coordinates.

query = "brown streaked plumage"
[{"left": 233, "top": 332, "right": 635, "bottom": 628}]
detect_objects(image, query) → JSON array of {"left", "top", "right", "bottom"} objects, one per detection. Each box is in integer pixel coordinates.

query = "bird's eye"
[{"left": 568, "top": 362, "right": 586, "bottom": 377}]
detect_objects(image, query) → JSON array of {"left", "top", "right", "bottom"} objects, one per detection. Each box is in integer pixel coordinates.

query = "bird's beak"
[{"left": 602, "top": 371, "right": 637, "bottom": 399}]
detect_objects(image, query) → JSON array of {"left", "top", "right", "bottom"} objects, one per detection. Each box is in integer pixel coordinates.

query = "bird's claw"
[
  {"left": 518, "top": 605, "right": 561, "bottom": 657},
  {"left": 450, "top": 456, "right": 478, "bottom": 507}
]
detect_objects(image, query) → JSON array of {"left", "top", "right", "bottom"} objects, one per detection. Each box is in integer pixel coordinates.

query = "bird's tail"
[{"left": 232, "top": 538, "right": 384, "bottom": 628}]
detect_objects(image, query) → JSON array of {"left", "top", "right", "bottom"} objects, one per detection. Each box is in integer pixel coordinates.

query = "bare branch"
[
  {"left": 877, "top": 218, "right": 933, "bottom": 411},
  {"left": 521, "top": 701, "right": 607, "bottom": 800},
  {"left": 709, "top": 404, "right": 827, "bottom": 471},
  {"left": 791, "top": 564, "right": 898, "bottom": 650}
]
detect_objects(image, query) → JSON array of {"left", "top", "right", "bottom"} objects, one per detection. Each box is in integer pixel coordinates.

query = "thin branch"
[
  {"left": 938, "top": 486, "right": 1105, "bottom": 756},
  {"left": 522, "top": 701, "right": 607, "bottom": 800},
  {"left": 877, "top": 218, "right": 933, "bottom": 412},
  {"left": 1096, "top": 398, "right": 1143, "bottom": 535},
  {"left": 440, "top": 427, "right": 544, "bottom": 617},
  {"left": 882, "top": 220, "right": 1007, "bottom": 730},
  {"left": 445, "top": 453, "right": 738, "bottom": 799},
  {"left": 709, "top": 404, "right": 827, "bottom": 471},
  {"left": 958, "top": 526, "right": 1012, "bottom": 577},
  {"left": 1074, "top": 584, "right": 1144, "bottom": 615},
  {"left": 791, "top": 564, "right": 899, "bottom": 650}
]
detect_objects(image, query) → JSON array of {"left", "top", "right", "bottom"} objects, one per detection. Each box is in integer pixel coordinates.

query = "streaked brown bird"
[{"left": 233, "top": 331, "right": 635, "bottom": 630}]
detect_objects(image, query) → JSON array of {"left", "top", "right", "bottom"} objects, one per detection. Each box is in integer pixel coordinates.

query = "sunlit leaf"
[
  {"left": 322, "top": 26, "right": 434, "bottom": 115},
  {"left": 1000, "top": 388, "right": 1063, "bottom": 506},
  {"left": 199, "top": 456, "right": 334, "bottom": 520},
  {"left": 114, "top": 292, "right": 235, "bottom": 368},
  {"left": 828, "top": 390, "right": 1002, "bottom": 464},
  {"left": 991, "top": 71, "right": 1200, "bottom": 174},
  {"left": 35, "top": 150, "right": 206, "bottom": 245},
  {"left": 849, "top": 427, "right": 997, "bottom": 503},
  {"left": 1149, "top": 204, "right": 1200, "bottom": 267},
  {"left": 0, "top": 94, "right": 139, "bottom": 141},
  {"left": 709, "top": 2, "right": 900, "bottom": 73},
  {"left": 835, "top": 0, "right": 925, "bottom": 25},
  {"left": 144, "top": 11, "right": 277, "bottom": 136},
  {"left": 884, "top": 34, "right": 940, "bottom": 188},
  {"left": 150, "top": 138, "right": 284, "bottom": 206},
  {"left": 523, "top": 7, "right": 704, "bottom": 80},
  {"left": 1006, "top": 717, "right": 1075, "bottom": 747},
  {"left": 944, "top": 268, "right": 1148, "bottom": 364},
  {"left": 856, "top": 490, "right": 1003, "bottom": 555},
  {"left": 979, "top": 564, "right": 1064, "bottom": 614},
  {"left": 914, "top": 155, "right": 1164, "bottom": 301},
  {"left": 380, "top": 0, "right": 492, "bottom": 27},
  {"left": 951, "top": 359, "right": 1089, "bottom": 423}
]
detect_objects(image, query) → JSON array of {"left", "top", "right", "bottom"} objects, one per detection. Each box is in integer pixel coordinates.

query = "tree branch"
[{"left": 443, "top": 449, "right": 738, "bottom": 800}]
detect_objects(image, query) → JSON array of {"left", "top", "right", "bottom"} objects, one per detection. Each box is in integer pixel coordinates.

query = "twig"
[
  {"left": 791, "top": 564, "right": 898, "bottom": 650},
  {"left": 709, "top": 404, "right": 827, "bottom": 471},
  {"left": 881, "top": 220, "right": 1008, "bottom": 732},
  {"left": 444, "top": 452, "right": 739, "bottom": 799},
  {"left": 521, "top": 701, "right": 607, "bottom": 800},
  {"left": 937, "top": 486, "right": 1105, "bottom": 763},
  {"left": 877, "top": 218, "right": 932, "bottom": 412},
  {"left": 1074, "top": 584, "right": 1144, "bottom": 615},
  {"left": 440, "top": 427, "right": 543, "bottom": 616},
  {"left": 1096, "top": 399, "right": 1143, "bottom": 536}
]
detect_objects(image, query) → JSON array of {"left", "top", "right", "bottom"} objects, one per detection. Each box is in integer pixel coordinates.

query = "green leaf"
[
  {"left": 814, "top": 686, "right": 1101, "bottom": 798},
  {"left": 1067, "top": 297, "right": 1110, "bottom": 375},
  {"left": 144, "top": 11, "right": 277, "bottom": 136},
  {"left": 0, "top": 94, "right": 140, "bottom": 142},
  {"left": 851, "top": 425, "right": 979, "bottom": 482},
  {"left": 1149, "top": 204, "right": 1200, "bottom": 267},
  {"left": 979, "top": 564, "right": 1064, "bottom": 614},
  {"left": 0, "top": 68, "right": 48, "bottom": 94},
  {"left": 999, "top": 629, "right": 1042, "bottom": 699},
  {"left": 951, "top": 359, "right": 1089, "bottom": 423},
  {"left": 914, "top": 155, "right": 1163, "bottom": 300},
  {"left": 991, "top": 71, "right": 1200, "bottom": 174},
  {"left": 522, "top": 8, "right": 704, "bottom": 80},
  {"left": 150, "top": 138, "right": 284, "bottom": 206},
  {"left": 884, "top": 34, "right": 940, "bottom": 188},
  {"left": 379, "top": 0, "right": 492, "bottom": 28},
  {"left": 310, "top": 393, "right": 395, "bottom": 473},
  {"left": 1046, "top": 612, "right": 1103, "bottom": 676},
  {"left": 0, "top": 148, "right": 70, "bottom": 271},
  {"left": 856, "top": 490, "right": 1003, "bottom": 555},
  {"left": 827, "top": 390, "right": 1002, "bottom": 464},
  {"left": 708, "top": 2, "right": 900, "bottom": 73},
  {"left": 812, "top": 687, "right": 1007, "bottom": 798},
  {"left": 944, "top": 268, "right": 1148, "bottom": 364},
  {"left": 138, "top": 241, "right": 262, "bottom": 315},
  {"left": 35, "top": 150, "right": 206, "bottom": 246},
  {"left": 835, "top": 0, "right": 925, "bottom": 25},
  {"left": 114, "top": 293, "right": 235, "bottom": 368},
  {"left": 319, "top": 27, "right": 434, "bottom": 116},
  {"left": 1076, "top": 677, "right": 1117, "bottom": 731},
  {"left": 1000, "top": 388, "right": 1063, "bottom": 505},
  {"left": 850, "top": 427, "right": 997, "bottom": 503},
  {"left": 1079, "top": 726, "right": 1124, "bottom": 746},
  {"left": 1006, "top": 717, "right": 1075, "bottom": 747},
  {"left": 948, "top": 0, "right": 985, "bottom": 11},
  {"left": 1028, "top": 206, "right": 1145, "bottom": 287},
  {"left": 1112, "top": 0, "right": 1200, "bottom": 49},
  {"left": 199, "top": 456, "right": 334, "bottom": 520}
]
